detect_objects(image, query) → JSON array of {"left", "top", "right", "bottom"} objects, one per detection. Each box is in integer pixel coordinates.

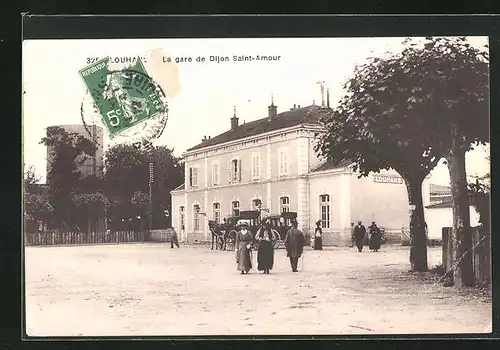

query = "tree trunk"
[
  {"left": 446, "top": 147, "right": 475, "bottom": 287},
  {"left": 404, "top": 176, "right": 428, "bottom": 272}
]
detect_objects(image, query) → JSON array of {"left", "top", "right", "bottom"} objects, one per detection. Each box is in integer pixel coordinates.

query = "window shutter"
[
  {"left": 228, "top": 160, "right": 232, "bottom": 182},
  {"left": 189, "top": 168, "right": 193, "bottom": 187},
  {"left": 238, "top": 160, "right": 242, "bottom": 181}
]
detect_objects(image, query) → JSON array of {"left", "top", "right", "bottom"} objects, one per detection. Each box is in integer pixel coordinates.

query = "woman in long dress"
[
  {"left": 255, "top": 219, "right": 275, "bottom": 274},
  {"left": 314, "top": 220, "right": 323, "bottom": 250},
  {"left": 235, "top": 221, "right": 253, "bottom": 274},
  {"left": 368, "top": 221, "right": 382, "bottom": 252}
]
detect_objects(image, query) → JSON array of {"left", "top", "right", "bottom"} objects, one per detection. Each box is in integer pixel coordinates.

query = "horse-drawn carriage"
[
  {"left": 264, "top": 211, "right": 297, "bottom": 248},
  {"left": 208, "top": 210, "right": 297, "bottom": 250}
]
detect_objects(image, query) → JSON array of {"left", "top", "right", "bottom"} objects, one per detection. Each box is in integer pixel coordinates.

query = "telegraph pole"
[{"left": 149, "top": 161, "right": 153, "bottom": 240}]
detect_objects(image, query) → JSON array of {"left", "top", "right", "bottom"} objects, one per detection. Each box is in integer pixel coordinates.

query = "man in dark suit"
[
  {"left": 353, "top": 221, "right": 367, "bottom": 253},
  {"left": 284, "top": 220, "right": 306, "bottom": 272}
]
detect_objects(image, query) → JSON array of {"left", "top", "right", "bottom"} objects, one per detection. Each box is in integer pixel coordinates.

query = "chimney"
[
  {"left": 298, "top": 104, "right": 300, "bottom": 108},
  {"left": 201, "top": 135, "right": 208, "bottom": 142},
  {"left": 313, "top": 99, "right": 316, "bottom": 105},
  {"left": 268, "top": 94, "right": 277, "bottom": 121},
  {"left": 326, "top": 88, "right": 330, "bottom": 108},
  {"left": 230, "top": 106, "right": 239, "bottom": 130}
]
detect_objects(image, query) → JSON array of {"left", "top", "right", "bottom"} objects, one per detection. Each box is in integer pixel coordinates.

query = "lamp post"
[{"left": 149, "top": 161, "right": 153, "bottom": 240}]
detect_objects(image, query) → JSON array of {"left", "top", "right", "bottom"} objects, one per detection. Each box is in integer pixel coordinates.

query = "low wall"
[{"left": 150, "top": 228, "right": 180, "bottom": 242}]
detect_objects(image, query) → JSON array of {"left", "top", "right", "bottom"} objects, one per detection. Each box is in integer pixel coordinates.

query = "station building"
[{"left": 171, "top": 100, "right": 435, "bottom": 246}]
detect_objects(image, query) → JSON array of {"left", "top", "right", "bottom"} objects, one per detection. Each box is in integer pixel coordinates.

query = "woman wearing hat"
[
  {"left": 255, "top": 218, "right": 275, "bottom": 274},
  {"left": 314, "top": 220, "right": 323, "bottom": 250},
  {"left": 235, "top": 221, "right": 253, "bottom": 274}
]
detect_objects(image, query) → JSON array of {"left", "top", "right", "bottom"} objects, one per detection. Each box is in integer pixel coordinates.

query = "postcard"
[{"left": 22, "top": 35, "right": 491, "bottom": 337}]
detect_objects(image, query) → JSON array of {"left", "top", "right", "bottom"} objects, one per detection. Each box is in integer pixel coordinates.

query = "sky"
[{"left": 23, "top": 37, "right": 490, "bottom": 185}]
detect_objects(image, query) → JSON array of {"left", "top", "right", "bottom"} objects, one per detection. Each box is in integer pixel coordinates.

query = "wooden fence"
[
  {"left": 24, "top": 230, "right": 147, "bottom": 247},
  {"left": 442, "top": 226, "right": 491, "bottom": 285}
]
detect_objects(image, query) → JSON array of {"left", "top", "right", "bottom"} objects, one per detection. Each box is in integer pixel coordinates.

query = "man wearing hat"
[
  {"left": 235, "top": 221, "right": 253, "bottom": 274},
  {"left": 284, "top": 220, "right": 306, "bottom": 272},
  {"left": 353, "top": 221, "right": 367, "bottom": 253}
]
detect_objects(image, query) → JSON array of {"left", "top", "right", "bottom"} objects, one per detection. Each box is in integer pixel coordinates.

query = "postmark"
[{"left": 79, "top": 56, "right": 169, "bottom": 151}]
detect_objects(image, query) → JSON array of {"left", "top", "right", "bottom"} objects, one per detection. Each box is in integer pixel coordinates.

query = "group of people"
[
  {"left": 351, "top": 221, "right": 382, "bottom": 252},
  {"left": 235, "top": 218, "right": 306, "bottom": 274},
  {"left": 311, "top": 220, "right": 383, "bottom": 253}
]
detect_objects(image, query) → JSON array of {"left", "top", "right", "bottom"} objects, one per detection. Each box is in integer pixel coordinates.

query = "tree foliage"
[
  {"left": 40, "top": 126, "right": 98, "bottom": 228},
  {"left": 104, "top": 144, "right": 184, "bottom": 228},
  {"left": 24, "top": 164, "right": 42, "bottom": 195},
  {"left": 315, "top": 36, "right": 489, "bottom": 275},
  {"left": 24, "top": 193, "right": 54, "bottom": 224},
  {"left": 468, "top": 155, "right": 490, "bottom": 230}
]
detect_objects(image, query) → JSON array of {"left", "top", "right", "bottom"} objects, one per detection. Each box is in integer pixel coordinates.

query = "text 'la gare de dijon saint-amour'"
[{"left": 162, "top": 55, "right": 282, "bottom": 63}]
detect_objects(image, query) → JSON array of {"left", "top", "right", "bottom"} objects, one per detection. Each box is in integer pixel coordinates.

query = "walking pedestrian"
[
  {"left": 170, "top": 228, "right": 180, "bottom": 248},
  {"left": 284, "top": 220, "right": 306, "bottom": 272},
  {"left": 255, "top": 218, "right": 275, "bottom": 274},
  {"left": 353, "top": 221, "right": 366, "bottom": 253},
  {"left": 235, "top": 221, "right": 253, "bottom": 275},
  {"left": 368, "top": 221, "right": 382, "bottom": 252},
  {"left": 349, "top": 222, "right": 355, "bottom": 248},
  {"left": 314, "top": 220, "right": 323, "bottom": 250}
]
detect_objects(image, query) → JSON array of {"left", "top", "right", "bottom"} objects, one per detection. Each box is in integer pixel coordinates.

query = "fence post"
[{"left": 442, "top": 227, "right": 453, "bottom": 272}]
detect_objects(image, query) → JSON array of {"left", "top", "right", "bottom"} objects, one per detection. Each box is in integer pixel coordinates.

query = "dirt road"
[{"left": 25, "top": 244, "right": 491, "bottom": 336}]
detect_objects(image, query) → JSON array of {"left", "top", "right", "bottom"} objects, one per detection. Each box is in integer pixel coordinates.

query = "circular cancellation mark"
[{"left": 80, "top": 66, "right": 169, "bottom": 152}]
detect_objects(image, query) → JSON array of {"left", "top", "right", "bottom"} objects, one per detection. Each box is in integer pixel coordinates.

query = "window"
[
  {"left": 229, "top": 159, "right": 241, "bottom": 182},
  {"left": 179, "top": 206, "right": 185, "bottom": 230},
  {"left": 278, "top": 148, "right": 289, "bottom": 176},
  {"left": 189, "top": 167, "right": 198, "bottom": 187},
  {"left": 252, "top": 154, "right": 260, "bottom": 180},
  {"left": 232, "top": 201, "right": 240, "bottom": 217},
  {"left": 320, "top": 194, "right": 330, "bottom": 229},
  {"left": 213, "top": 202, "right": 221, "bottom": 224},
  {"left": 280, "top": 196, "right": 290, "bottom": 213},
  {"left": 193, "top": 204, "right": 200, "bottom": 231},
  {"left": 212, "top": 162, "right": 219, "bottom": 185}
]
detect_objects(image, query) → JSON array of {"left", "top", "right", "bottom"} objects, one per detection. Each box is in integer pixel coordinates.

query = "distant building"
[
  {"left": 45, "top": 124, "right": 104, "bottom": 179},
  {"left": 428, "top": 184, "right": 452, "bottom": 205},
  {"left": 171, "top": 97, "right": 436, "bottom": 246},
  {"left": 425, "top": 199, "right": 480, "bottom": 241}
]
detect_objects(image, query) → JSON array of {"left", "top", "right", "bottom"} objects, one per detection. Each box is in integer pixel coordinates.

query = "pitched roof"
[
  {"left": 429, "top": 183, "right": 451, "bottom": 195},
  {"left": 310, "top": 159, "right": 353, "bottom": 173},
  {"left": 187, "top": 105, "right": 327, "bottom": 152},
  {"left": 172, "top": 183, "right": 185, "bottom": 191},
  {"left": 425, "top": 198, "right": 453, "bottom": 209}
]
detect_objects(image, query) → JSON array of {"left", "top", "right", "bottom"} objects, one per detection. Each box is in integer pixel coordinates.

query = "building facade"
[
  {"left": 171, "top": 102, "right": 434, "bottom": 246},
  {"left": 46, "top": 124, "right": 104, "bottom": 179}
]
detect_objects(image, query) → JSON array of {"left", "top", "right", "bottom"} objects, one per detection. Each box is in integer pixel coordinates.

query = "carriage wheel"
[
  {"left": 216, "top": 236, "right": 225, "bottom": 250},
  {"left": 272, "top": 229, "right": 281, "bottom": 249},
  {"left": 226, "top": 230, "right": 237, "bottom": 251}
]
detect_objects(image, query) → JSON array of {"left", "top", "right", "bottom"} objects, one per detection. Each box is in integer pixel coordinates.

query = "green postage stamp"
[{"left": 79, "top": 57, "right": 166, "bottom": 138}]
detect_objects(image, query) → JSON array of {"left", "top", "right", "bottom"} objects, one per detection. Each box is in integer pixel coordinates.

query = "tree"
[
  {"left": 131, "top": 190, "right": 149, "bottom": 217},
  {"left": 104, "top": 144, "right": 184, "bottom": 229},
  {"left": 24, "top": 165, "right": 53, "bottom": 232},
  {"left": 40, "top": 126, "right": 97, "bottom": 228},
  {"left": 24, "top": 164, "right": 42, "bottom": 194},
  {"left": 468, "top": 155, "right": 490, "bottom": 232},
  {"left": 24, "top": 193, "right": 54, "bottom": 231},
  {"left": 316, "top": 37, "right": 489, "bottom": 283},
  {"left": 73, "top": 192, "right": 111, "bottom": 233},
  {"left": 150, "top": 146, "right": 184, "bottom": 228},
  {"left": 315, "top": 44, "right": 445, "bottom": 272},
  {"left": 401, "top": 37, "right": 489, "bottom": 287}
]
